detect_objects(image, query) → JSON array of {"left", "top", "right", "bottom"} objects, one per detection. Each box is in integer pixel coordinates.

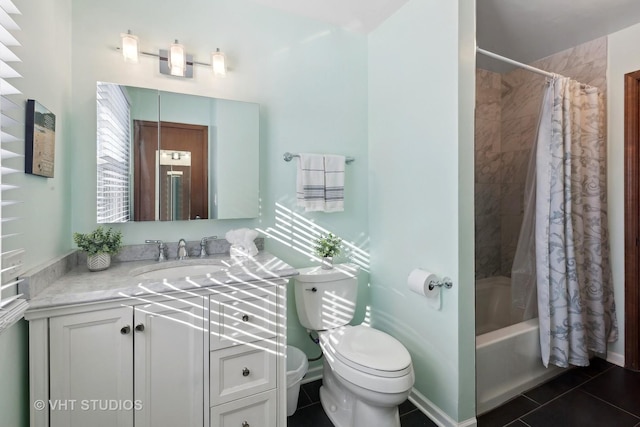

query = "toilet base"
[{"left": 319, "top": 360, "right": 404, "bottom": 427}]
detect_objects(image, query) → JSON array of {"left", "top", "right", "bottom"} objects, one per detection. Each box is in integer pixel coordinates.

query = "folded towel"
[
  {"left": 296, "top": 153, "right": 326, "bottom": 212},
  {"left": 323, "top": 154, "right": 345, "bottom": 212},
  {"left": 225, "top": 228, "right": 259, "bottom": 256}
]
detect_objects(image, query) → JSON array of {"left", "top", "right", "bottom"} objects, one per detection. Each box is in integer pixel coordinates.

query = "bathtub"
[{"left": 476, "top": 276, "right": 564, "bottom": 415}]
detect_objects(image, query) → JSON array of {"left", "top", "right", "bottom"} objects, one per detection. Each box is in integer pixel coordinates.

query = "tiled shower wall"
[
  {"left": 475, "top": 69, "right": 502, "bottom": 279},
  {"left": 475, "top": 37, "right": 607, "bottom": 280}
]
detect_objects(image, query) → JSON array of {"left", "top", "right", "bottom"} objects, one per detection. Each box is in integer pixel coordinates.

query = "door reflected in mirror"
[{"left": 96, "top": 82, "right": 260, "bottom": 223}]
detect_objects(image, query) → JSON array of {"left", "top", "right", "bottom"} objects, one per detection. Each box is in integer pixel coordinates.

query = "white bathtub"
[{"left": 476, "top": 276, "right": 564, "bottom": 415}]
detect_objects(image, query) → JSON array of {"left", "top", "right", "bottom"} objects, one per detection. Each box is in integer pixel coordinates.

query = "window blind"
[
  {"left": 0, "top": 0, "right": 27, "bottom": 332},
  {"left": 96, "top": 82, "right": 131, "bottom": 223}
]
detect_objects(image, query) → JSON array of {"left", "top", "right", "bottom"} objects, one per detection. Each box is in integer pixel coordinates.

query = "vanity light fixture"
[
  {"left": 168, "top": 40, "right": 186, "bottom": 77},
  {"left": 212, "top": 48, "right": 226, "bottom": 77},
  {"left": 116, "top": 31, "right": 228, "bottom": 80},
  {"left": 120, "top": 30, "right": 139, "bottom": 63}
]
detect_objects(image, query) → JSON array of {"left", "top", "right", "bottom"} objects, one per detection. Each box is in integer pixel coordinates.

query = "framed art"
[{"left": 25, "top": 99, "right": 55, "bottom": 178}]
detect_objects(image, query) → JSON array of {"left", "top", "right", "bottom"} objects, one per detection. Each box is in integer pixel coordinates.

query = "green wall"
[
  {"left": 367, "top": 0, "right": 476, "bottom": 422},
  {"left": 0, "top": 321, "right": 30, "bottom": 427}
]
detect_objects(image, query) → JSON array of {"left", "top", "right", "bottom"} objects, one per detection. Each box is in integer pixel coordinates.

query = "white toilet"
[{"left": 294, "top": 263, "right": 415, "bottom": 427}]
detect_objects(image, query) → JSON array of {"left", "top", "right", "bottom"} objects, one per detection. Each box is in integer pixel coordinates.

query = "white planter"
[
  {"left": 321, "top": 257, "right": 333, "bottom": 270},
  {"left": 87, "top": 253, "right": 111, "bottom": 272}
]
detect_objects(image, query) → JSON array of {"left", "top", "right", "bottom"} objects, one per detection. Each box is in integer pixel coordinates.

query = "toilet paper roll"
[{"left": 407, "top": 268, "right": 442, "bottom": 310}]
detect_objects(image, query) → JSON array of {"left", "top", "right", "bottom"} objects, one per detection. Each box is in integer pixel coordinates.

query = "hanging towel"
[
  {"left": 296, "top": 153, "right": 326, "bottom": 211},
  {"left": 323, "top": 154, "right": 345, "bottom": 212}
]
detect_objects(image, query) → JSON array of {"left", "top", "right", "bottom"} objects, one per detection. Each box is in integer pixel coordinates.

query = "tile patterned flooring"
[
  {"left": 478, "top": 358, "right": 640, "bottom": 427},
  {"left": 288, "top": 359, "right": 640, "bottom": 427},
  {"left": 287, "top": 379, "right": 437, "bottom": 427}
]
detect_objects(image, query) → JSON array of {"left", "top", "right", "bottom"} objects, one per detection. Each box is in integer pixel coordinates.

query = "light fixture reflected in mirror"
[
  {"left": 117, "top": 31, "right": 229, "bottom": 80},
  {"left": 212, "top": 48, "right": 226, "bottom": 77},
  {"left": 120, "top": 30, "right": 139, "bottom": 63}
]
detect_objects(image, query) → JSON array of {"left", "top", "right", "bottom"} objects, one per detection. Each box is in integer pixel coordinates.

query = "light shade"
[
  {"left": 212, "top": 48, "right": 226, "bottom": 77},
  {"left": 169, "top": 40, "right": 186, "bottom": 77},
  {"left": 120, "top": 30, "right": 139, "bottom": 63}
]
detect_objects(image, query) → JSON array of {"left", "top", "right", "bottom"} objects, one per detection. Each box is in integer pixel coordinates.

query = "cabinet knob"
[
  {"left": 135, "top": 323, "right": 145, "bottom": 332},
  {"left": 241, "top": 314, "right": 250, "bottom": 322},
  {"left": 120, "top": 325, "right": 131, "bottom": 335},
  {"left": 242, "top": 422, "right": 250, "bottom": 427},
  {"left": 242, "top": 367, "right": 250, "bottom": 377}
]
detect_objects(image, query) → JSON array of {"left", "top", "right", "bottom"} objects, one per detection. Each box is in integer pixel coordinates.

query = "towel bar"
[{"left": 283, "top": 152, "right": 355, "bottom": 164}]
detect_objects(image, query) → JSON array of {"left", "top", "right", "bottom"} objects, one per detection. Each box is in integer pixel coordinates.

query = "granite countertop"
[{"left": 26, "top": 251, "right": 298, "bottom": 312}]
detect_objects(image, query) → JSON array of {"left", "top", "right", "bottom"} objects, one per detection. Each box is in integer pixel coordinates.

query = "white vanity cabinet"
[
  {"left": 27, "top": 275, "right": 288, "bottom": 427},
  {"left": 41, "top": 295, "right": 205, "bottom": 427}
]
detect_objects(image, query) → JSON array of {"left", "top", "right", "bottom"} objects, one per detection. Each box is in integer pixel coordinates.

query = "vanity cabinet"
[
  {"left": 27, "top": 274, "right": 288, "bottom": 427},
  {"left": 46, "top": 296, "right": 204, "bottom": 427}
]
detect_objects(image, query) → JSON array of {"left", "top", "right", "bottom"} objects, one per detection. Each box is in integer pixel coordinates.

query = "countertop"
[{"left": 26, "top": 251, "right": 298, "bottom": 312}]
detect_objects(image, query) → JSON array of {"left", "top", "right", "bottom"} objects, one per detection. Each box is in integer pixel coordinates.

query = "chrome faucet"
[
  {"left": 145, "top": 240, "right": 166, "bottom": 262},
  {"left": 199, "top": 236, "right": 217, "bottom": 257},
  {"left": 177, "top": 239, "right": 189, "bottom": 260}
]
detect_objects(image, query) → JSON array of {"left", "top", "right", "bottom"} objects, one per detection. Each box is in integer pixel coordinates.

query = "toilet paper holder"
[{"left": 428, "top": 277, "right": 454, "bottom": 291}]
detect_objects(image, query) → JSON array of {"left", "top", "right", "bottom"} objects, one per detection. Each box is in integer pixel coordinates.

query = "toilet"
[{"left": 294, "top": 263, "right": 415, "bottom": 427}]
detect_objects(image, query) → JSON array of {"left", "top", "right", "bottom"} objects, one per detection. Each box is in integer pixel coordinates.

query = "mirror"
[{"left": 96, "top": 82, "right": 260, "bottom": 223}]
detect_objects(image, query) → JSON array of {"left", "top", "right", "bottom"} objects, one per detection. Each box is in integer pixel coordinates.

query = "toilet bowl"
[
  {"left": 293, "top": 264, "right": 415, "bottom": 427},
  {"left": 319, "top": 325, "right": 415, "bottom": 427}
]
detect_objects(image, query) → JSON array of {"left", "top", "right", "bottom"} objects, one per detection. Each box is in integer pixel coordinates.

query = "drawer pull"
[
  {"left": 120, "top": 325, "right": 131, "bottom": 335},
  {"left": 242, "top": 367, "right": 250, "bottom": 377},
  {"left": 135, "top": 323, "right": 145, "bottom": 332},
  {"left": 242, "top": 422, "right": 250, "bottom": 427},
  {"left": 241, "top": 314, "right": 250, "bottom": 322}
]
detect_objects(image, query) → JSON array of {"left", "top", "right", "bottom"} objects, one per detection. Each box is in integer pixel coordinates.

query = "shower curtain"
[{"left": 512, "top": 76, "right": 618, "bottom": 368}]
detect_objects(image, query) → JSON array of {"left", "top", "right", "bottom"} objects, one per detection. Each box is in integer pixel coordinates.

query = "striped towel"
[
  {"left": 323, "top": 154, "right": 345, "bottom": 212},
  {"left": 296, "top": 153, "right": 345, "bottom": 212},
  {"left": 296, "top": 153, "right": 326, "bottom": 211}
]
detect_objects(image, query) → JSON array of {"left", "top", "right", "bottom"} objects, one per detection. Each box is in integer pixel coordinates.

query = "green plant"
[
  {"left": 73, "top": 226, "right": 123, "bottom": 256},
  {"left": 313, "top": 232, "right": 342, "bottom": 258}
]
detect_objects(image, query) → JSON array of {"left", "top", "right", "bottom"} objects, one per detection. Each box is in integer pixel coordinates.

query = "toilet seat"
[{"left": 320, "top": 325, "right": 415, "bottom": 393}]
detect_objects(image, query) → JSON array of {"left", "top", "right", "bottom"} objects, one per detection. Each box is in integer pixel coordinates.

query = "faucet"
[
  {"left": 145, "top": 240, "right": 166, "bottom": 262},
  {"left": 199, "top": 236, "right": 217, "bottom": 257},
  {"left": 177, "top": 239, "right": 189, "bottom": 260}
]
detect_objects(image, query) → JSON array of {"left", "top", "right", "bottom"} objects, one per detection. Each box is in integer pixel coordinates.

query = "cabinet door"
[
  {"left": 134, "top": 295, "right": 205, "bottom": 427},
  {"left": 49, "top": 307, "right": 134, "bottom": 427}
]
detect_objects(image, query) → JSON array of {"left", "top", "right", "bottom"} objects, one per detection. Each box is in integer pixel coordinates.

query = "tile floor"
[
  {"left": 287, "top": 359, "right": 640, "bottom": 427},
  {"left": 287, "top": 379, "right": 437, "bottom": 427},
  {"left": 478, "top": 358, "right": 640, "bottom": 427}
]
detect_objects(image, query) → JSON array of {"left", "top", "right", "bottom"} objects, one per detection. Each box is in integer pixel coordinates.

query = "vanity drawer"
[
  {"left": 210, "top": 344, "right": 276, "bottom": 405},
  {"left": 210, "top": 389, "right": 277, "bottom": 427},
  {"left": 210, "top": 285, "right": 277, "bottom": 350}
]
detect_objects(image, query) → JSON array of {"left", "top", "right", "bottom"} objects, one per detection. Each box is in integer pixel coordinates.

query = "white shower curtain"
[{"left": 531, "top": 76, "right": 618, "bottom": 368}]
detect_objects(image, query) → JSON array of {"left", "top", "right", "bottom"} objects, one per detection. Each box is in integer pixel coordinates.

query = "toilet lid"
[{"left": 326, "top": 325, "right": 412, "bottom": 373}]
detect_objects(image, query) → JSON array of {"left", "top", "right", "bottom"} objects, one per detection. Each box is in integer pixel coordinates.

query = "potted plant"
[
  {"left": 313, "top": 232, "right": 342, "bottom": 269},
  {"left": 73, "top": 226, "right": 123, "bottom": 272}
]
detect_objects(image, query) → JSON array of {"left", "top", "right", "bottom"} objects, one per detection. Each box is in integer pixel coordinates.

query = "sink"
[{"left": 130, "top": 261, "right": 228, "bottom": 280}]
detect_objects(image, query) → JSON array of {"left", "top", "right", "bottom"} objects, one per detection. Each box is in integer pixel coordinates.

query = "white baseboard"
[
  {"left": 409, "top": 388, "right": 477, "bottom": 427},
  {"left": 301, "top": 364, "right": 323, "bottom": 385},
  {"left": 607, "top": 350, "right": 624, "bottom": 367}
]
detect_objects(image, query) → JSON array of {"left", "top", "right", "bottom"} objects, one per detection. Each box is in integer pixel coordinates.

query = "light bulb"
[{"left": 212, "top": 48, "right": 226, "bottom": 77}]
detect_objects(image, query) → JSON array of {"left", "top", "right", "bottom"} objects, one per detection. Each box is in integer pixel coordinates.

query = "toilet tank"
[{"left": 294, "top": 263, "right": 359, "bottom": 331}]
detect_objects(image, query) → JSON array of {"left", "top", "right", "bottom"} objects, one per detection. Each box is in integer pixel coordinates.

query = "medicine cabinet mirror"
[{"left": 96, "top": 82, "right": 259, "bottom": 223}]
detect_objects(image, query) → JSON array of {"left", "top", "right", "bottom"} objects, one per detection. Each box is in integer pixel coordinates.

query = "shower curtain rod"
[{"left": 476, "top": 47, "right": 556, "bottom": 79}]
